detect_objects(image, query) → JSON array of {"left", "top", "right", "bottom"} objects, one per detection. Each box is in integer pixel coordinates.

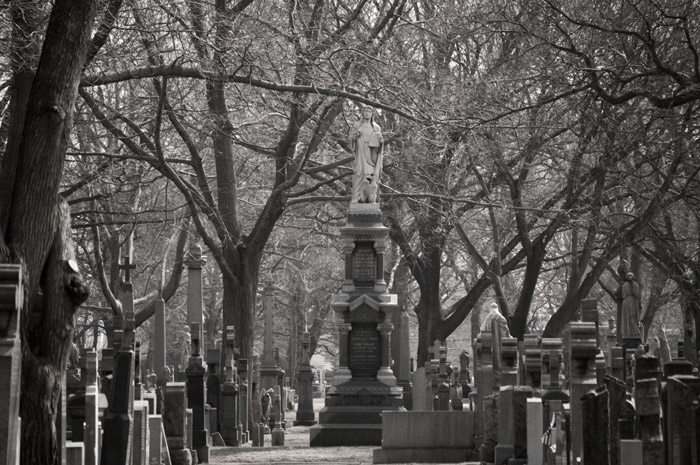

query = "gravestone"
[
  {"left": 101, "top": 348, "right": 135, "bottom": 465},
  {"left": 163, "top": 383, "right": 191, "bottom": 465},
  {"left": 153, "top": 291, "right": 167, "bottom": 394},
  {"left": 0, "top": 265, "right": 22, "bottom": 465},
  {"left": 310, "top": 203, "right": 404, "bottom": 447},
  {"left": 411, "top": 367, "right": 427, "bottom": 411},
  {"left": 566, "top": 322, "right": 597, "bottom": 464},
  {"left": 293, "top": 331, "right": 316, "bottom": 425},
  {"left": 270, "top": 386, "right": 285, "bottom": 446},
  {"left": 664, "top": 376, "right": 699, "bottom": 465},
  {"left": 523, "top": 335, "right": 541, "bottom": 393},
  {"left": 480, "top": 394, "right": 498, "bottom": 464},
  {"left": 205, "top": 348, "right": 220, "bottom": 433},
  {"left": 397, "top": 309, "right": 412, "bottom": 410},
  {"left": 526, "top": 398, "right": 543, "bottom": 465},
  {"left": 185, "top": 322, "right": 209, "bottom": 462},
  {"left": 132, "top": 400, "right": 149, "bottom": 465},
  {"left": 259, "top": 279, "right": 283, "bottom": 394},
  {"left": 581, "top": 385, "right": 609, "bottom": 465},
  {"left": 238, "top": 358, "right": 249, "bottom": 443},
  {"left": 605, "top": 375, "right": 626, "bottom": 465},
  {"left": 494, "top": 385, "right": 532, "bottom": 465},
  {"left": 83, "top": 351, "right": 100, "bottom": 465},
  {"left": 220, "top": 327, "right": 239, "bottom": 447}
]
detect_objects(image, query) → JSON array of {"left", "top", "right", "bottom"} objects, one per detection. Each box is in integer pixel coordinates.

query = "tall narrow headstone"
[
  {"left": 0, "top": 264, "right": 22, "bottom": 465},
  {"left": 566, "top": 322, "right": 597, "bottom": 464},
  {"left": 581, "top": 385, "right": 610, "bottom": 465},
  {"left": 526, "top": 398, "right": 543, "bottom": 465},
  {"left": 184, "top": 245, "right": 205, "bottom": 345},
  {"left": 154, "top": 291, "right": 167, "bottom": 388},
  {"left": 238, "top": 358, "right": 249, "bottom": 443},
  {"left": 397, "top": 309, "right": 412, "bottom": 409},
  {"left": 220, "top": 327, "right": 239, "bottom": 447},
  {"left": 205, "top": 348, "right": 220, "bottom": 433},
  {"left": 163, "top": 382, "right": 191, "bottom": 465},
  {"left": 132, "top": 400, "right": 149, "bottom": 465},
  {"left": 185, "top": 322, "right": 209, "bottom": 462},
  {"left": 83, "top": 351, "right": 100, "bottom": 465},
  {"left": 101, "top": 349, "right": 135, "bottom": 465},
  {"left": 270, "top": 386, "right": 285, "bottom": 446},
  {"left": 294, "top": 331, "right": 316, "bottom": 425},
  {"left": 259, "top": 279, "right": 282, "bottom": 394}
]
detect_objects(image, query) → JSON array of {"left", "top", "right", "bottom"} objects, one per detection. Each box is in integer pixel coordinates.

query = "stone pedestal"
[
  {"left": 294, "top": 332, "right": 317, "bottom": 426},
  {"left": 310, "top": 204, "right": 405, "bottom": 447}
]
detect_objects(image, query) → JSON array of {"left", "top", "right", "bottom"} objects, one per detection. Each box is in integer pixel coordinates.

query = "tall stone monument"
[{"left": 309, "top": 199, "right": 405, "bottom": 446}]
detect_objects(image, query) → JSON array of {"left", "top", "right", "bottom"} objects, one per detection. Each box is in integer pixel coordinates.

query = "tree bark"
[{"left": 0, "top": 2, "right": 97, "bottom": 464}]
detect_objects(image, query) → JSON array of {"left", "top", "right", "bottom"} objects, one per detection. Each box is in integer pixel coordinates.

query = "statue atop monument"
[{"left": 349, "top": 106, "right": 383, "bottom": 204}]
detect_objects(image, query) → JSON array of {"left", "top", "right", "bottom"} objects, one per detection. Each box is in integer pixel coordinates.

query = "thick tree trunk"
[
  {"left": 222, "top": 248, "right": 259, "bottom": 361},
  {"left": 0, "top": 2, "right": 97, "bottom": 464}
]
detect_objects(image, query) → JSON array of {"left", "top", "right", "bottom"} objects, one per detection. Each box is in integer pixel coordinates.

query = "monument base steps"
[
  {"left": 372, "top": 448, "right": 468, "bottom": 464},
  {"left": 309, "top": 423, "right": 382, "bottom": 446}
]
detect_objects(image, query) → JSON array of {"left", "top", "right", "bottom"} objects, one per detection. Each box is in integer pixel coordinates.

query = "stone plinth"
[
  {"left": 311, "top": 204, "right": 405, "bottom": 447},
  {"left": 372, "top": 411, "right": 474, "bottom": 463}
]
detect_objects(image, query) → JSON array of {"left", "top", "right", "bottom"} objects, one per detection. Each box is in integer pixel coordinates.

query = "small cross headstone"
[{"left": 118, "top": 256, "right": 137, "bottom": 283}]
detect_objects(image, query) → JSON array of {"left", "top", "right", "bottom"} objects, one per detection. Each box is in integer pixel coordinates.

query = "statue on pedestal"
[
  {"left": 349, "top": 107, "right": 383, "bottom": 204},
  {"left": 621, "top": 272, "right": 642, "bottom": 342}
]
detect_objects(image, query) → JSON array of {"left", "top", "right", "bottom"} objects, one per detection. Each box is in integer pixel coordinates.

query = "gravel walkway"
[{"left": 209, "top": 399, "right": 479, "bottom": 465}]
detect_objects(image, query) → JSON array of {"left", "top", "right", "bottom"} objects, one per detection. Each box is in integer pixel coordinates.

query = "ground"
[{"left": 209, "top": 399, "right": 479, "bottom": 465}]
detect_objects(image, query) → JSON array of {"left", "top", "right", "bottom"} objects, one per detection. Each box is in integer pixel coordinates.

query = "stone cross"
[{"left": 119, "top": 255, "right": 137, "bottom": 283}]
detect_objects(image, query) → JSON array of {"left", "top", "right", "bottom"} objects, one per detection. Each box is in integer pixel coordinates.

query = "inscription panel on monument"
[
  {"left": 348, "top": 323, "right": 381, "bottom": 379},
  {"left": 353, "top": 243, "right": 376, "bottom": 284}
]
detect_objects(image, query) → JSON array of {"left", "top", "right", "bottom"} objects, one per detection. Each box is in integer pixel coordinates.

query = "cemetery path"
[{"left": 209, "top": 399, "right": 480, "bottom": 465}]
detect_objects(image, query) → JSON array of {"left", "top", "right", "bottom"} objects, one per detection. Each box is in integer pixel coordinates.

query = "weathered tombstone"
[
  {"left": 605, "top": 375, "right": 626, "bottom": 465},
  {"left": 101, "top": 348, "right": 135, "bottom": 465},
  {"left": 83, "top": 351, "right": 100, "bottom": 465},
  {"left": 259, "top": 279, "right": 283, "bottom": 394},
  {"left": 581, "top": 385, "right": 610, "bottom": 465},
  {"left": 610, "top": 346, "right": 624, "bottom": 380},
  {"left": 458, "top": 350, "right": 472, "bottom": 398},
  {"left": 220, "top": 327, "right": 238, "bottom": 447},
  {"left": 397, "top": 309, "right": 412, "bottom": 410},
  {"left": 480, "top": 394, "right": 498, "bottom": 464},
  {"left": 205, "top": 348, "right": 220, "bottom": 433},
  {"left": 664, "top": 376, "right": 699, "bottom": 465},
  {"left": 153, "top": 290, "right": 167, "bottom": 410},
  {"left": 411, "top": 367, "right": 427, "bottom": 411},
  {"left": 494, "top": 385, "right": 532, "bottom": 465},
  {"left": 238, "top": 358, "right": 249, "bottom": 443},
  {"left": 526, "top": 398, "right": 543, "bottom": 465},
  {"left": 293, "top": 331, "right": 316, "bottom": 425},
  {"left": 0, "top": 265, "right": 22, "bottom": 465},
  {"left": 635, "top": 377, "right": 663, "bottom": 465},
  {"left": 185, "top": 322, "right": 209, "bottom": 462},
  {"left": 132, "top": 400, "right": 149, "bottom": 465},
  {"left": 566, "top": 321, "right": 597, "bottom": 463},
  {"left": 270, "top": 386, "right": 285, "bottom": 446},
  {"left": 163, "top": 383, "right": 191, "bottom": 465},
  {"left": 148, "top": 415, "right": 163, "bottom": 465}
]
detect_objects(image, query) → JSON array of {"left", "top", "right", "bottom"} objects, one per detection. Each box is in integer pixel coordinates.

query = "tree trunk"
[{"left": 0, "top": 2, "right": 97, "bottom": 463}]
